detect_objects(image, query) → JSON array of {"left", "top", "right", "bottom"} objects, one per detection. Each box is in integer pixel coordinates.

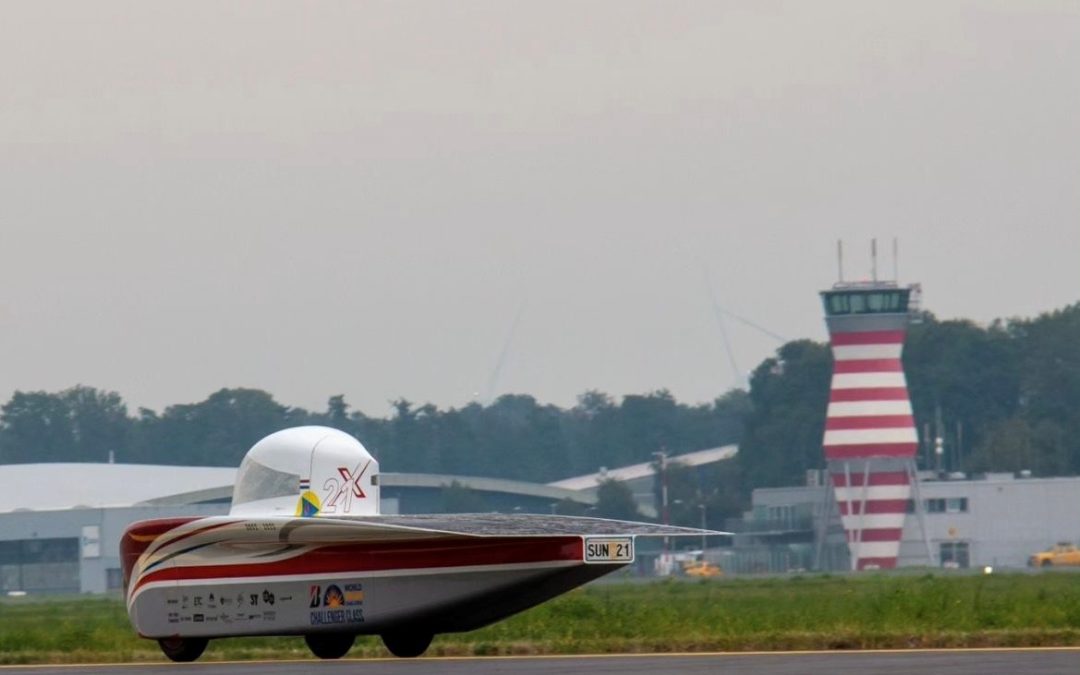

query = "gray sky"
[{"left": 1, "top": 2, "right": 1077, "bottom": 416}]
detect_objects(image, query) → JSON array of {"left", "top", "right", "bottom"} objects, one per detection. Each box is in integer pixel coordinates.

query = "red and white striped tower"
[{"left": 820, "top": 278, "right": 922, "bottom": 570}]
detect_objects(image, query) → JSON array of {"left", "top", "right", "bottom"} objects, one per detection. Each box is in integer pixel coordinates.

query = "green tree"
[
  {"left": 133, "top": 388, "right": 291, "bottom": 466},
  {"left": 440, "top": 481, "right": 488, "bottom": 513},
  {"left": 66, "top": 386, "right": 131, "bottom": 462},
  {"left": 594, "top": 479, "right": 642, "bottom": 521},
  {"left": 1013, "top": 304, "right": 1080, "bottom": 473},
  {"left": 0, "top": 386, "right": 131, "bottom": 463},
  {"left": 905, "top": 315, "right": 1020, "bottom": 469},
  {"left": 553, "top": 497, "right": 589, "bottom": 516},
  {"left": 737, "top": 340, "right": 831, "bottom": 491},
  {"left": 326, "top": 395, "right": 349, "bottom": 428}
]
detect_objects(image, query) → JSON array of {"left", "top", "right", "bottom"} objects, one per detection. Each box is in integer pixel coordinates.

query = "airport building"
[
  {"left": 548, "top": 445, "right": 737, "bottom": 517},
  {"left": 5, "top": 452, "right": 1078, "bottom": 591},
  {"left": 0, "top": 464, "right": 235, "bottom": 595},
  {"left": 0, "top": 448, "right": 733, "bottom": 595},
  {"left": 713, "top": 256, "right": 1080, "bottom": 575},
  {"left": 720, "top": 470, "right": 1080, "bottom": 574},
  {"left": 12, "top": 430, "right": 1071, "bottom": 591}
]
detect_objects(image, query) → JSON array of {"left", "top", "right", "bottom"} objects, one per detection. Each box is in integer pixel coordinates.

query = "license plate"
[{"left": 584, "top": 537, "right": 634, "bottom": 563}]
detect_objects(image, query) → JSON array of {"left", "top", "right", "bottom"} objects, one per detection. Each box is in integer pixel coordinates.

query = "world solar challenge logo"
[{"left": 309, "top": 583, "right": 364, "bottom": 626}]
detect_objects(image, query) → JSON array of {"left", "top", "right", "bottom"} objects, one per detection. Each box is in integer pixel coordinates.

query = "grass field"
[{"left": 2, "top": 573, "right": 1080, "bottom": 663}]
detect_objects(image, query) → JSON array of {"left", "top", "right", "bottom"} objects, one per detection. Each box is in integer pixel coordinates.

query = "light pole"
[
  {"left": 651, "top": 449, "right": 669, "bottom": 554},
  {"left": 698, "top": 503, "right": 707, "bottom": 553}
]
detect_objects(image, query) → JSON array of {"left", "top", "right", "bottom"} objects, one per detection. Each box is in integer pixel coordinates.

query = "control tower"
[{"left": 819, "top": 249, "right": 927, "bottom": 570}]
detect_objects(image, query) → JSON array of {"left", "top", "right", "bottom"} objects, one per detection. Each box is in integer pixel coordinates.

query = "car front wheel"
[
  {"left": 305, "top": 633, "right": 355, "bottom": 659},
  {"left": 381, "top": 630, "right": 433, "bottom": 658},
  {"left": 158, "top": 637, "right": 208, "bottom": 662}
]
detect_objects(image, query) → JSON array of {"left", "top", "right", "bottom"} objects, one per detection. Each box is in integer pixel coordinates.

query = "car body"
[
  {"left": 1029, "top": 542, "right": 1080, "bottom": 567},
  {"left": 122, "top": 427, "right": 716, "bottom": 661},
  {"left": 684, "top": 560, "right": 723, "bottom": 577}
]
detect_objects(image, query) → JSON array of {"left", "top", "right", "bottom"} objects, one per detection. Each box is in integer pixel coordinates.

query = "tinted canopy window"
[{"left": 233, "top": 456, "right": 301, "bottom": 505}]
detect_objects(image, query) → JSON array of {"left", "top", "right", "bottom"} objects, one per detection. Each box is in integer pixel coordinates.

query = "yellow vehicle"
[
  {"left": 683, "top": 560, "right": 723, "bottom": 578},
  {"left": 1029, "top": 542, "right": 1080, "bottom": 567}
]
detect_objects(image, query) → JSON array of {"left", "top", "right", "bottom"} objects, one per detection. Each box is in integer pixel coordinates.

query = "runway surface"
[{"left": 2, "top": 650, "right": 1080, "bottom": 675}]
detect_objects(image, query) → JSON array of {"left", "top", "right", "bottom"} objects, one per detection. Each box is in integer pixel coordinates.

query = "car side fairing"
[{"left": 123, "top": 513, "right": 723, "bottom": 639}]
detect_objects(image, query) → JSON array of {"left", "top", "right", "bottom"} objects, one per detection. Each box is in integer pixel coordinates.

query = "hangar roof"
[
  {"left": 0, "top": 463, "right": 237, "bottom": 513},
  {"left": 547, "top": 444, "right": 738, "bottom": 492},
  {"left": 0, "top": 446, "right": 735, "bottom": 514},
  {"left": 0, "top": 464, "right": 600, "bottom": 514}
]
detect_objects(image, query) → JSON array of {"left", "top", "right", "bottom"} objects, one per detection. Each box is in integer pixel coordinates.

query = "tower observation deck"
[{"left": 820, "top": 279, "right": 924, "bottom": 570}]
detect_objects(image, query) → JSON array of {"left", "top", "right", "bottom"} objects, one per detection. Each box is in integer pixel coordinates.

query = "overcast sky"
[{"left": 0, "top": 2, "right": 1077, "bottom": 416}]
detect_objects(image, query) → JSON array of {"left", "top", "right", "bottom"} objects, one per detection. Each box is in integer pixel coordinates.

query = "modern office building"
[{"left": 722, "top": 470, "right": 1080, "bottom": 573}]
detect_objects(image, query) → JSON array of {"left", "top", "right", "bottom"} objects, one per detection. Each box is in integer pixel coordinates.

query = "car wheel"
[
  {"left": 381, "top": 630, "right": 433, "bottom": 658},
  {"left": 305, "top": 633, "right": 355, "bottom": 659},
  {"left": 158, "top": 637, "right": 209, "bottom": 662}
]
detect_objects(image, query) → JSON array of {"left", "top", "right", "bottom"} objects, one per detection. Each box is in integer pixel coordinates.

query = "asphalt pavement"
[{"left": 2, "top": 650, "right": 1080, "bottom": 675}]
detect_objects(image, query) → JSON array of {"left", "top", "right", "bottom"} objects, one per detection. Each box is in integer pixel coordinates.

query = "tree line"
[
  {"left": 1, "top": 301, "right": 1078, "bottom": 523},
  {"left": 737, "top": 302, "right": 1080, "bottom": 489},
  {"left": 0, "top": 386, "right": 748, "bottom": 485}
]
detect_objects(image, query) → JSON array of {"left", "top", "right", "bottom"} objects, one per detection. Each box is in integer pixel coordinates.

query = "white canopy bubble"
[{"left": 229, "top": 426, "right": 380, "bottom": 517}]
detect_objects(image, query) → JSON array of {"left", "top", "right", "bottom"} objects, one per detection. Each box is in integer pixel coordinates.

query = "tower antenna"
[
  {"left": 837, "top": 240, "right": 844, "bottom": 283},
  {"left": 892, "top": 237, "right": 899, "bottom": 282},
  {"left": 871, "top": 238, "right": 878, "bottom": 282}
]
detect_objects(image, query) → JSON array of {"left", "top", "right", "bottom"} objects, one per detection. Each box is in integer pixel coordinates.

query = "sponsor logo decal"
[
  {"left": 296, "top": 489, "right": 321, "bottom": 517},
  {"left": 309, "top": 608, "right": 364, "bottom": 626},
  {"left": 323, "top": 584, "right": 344, "bottom": 608},
  {"left": 344, "top": 583, "right": 364, "bottom": 605},
  {"left": 309, "top": 582, "right": 364, "bottom": 626}
]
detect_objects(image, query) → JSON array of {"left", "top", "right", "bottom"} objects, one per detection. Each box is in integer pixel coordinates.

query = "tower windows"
[{"left": 822, "top": 290, "right": 910, "bottom": 316}]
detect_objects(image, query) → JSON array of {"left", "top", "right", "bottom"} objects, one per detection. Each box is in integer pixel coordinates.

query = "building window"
[
  {"left": 0, "top": 538, "right": 80, "bottom": 594},
  {"left": 946, "top": 497, "right": 968, "bottom": 513},
  {"left": 940, "top": 541, "right": 970, "bottom": 569},
  {"left": 767, "top": 505, "right": 795, "bottom": 521},
  {"left": 106, "top": 568, "right": 123, "bottom": 591},
  {"left": 926, "top": 498, "right": 968, "bottom": 513}
]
